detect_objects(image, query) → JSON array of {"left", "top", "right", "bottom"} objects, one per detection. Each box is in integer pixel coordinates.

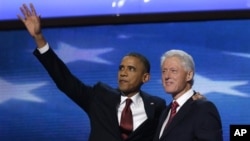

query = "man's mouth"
[
  {"left": 119, "top": 80, "right": 128, "bottom": 83},
  {"left": 164, "top": 81, "right": 172, "bottom": 85}
]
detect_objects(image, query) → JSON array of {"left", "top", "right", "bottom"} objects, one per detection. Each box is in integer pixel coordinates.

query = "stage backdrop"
[
  {"left": 1, "top": 0, "right": 246, "bottom": 21},
  {"left": 0, "top": 19, "right": 250, "bottom": 141}
]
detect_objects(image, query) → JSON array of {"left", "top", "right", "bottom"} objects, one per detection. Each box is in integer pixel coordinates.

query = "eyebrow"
[{"left": 128, "top": 65, "right": 136, "bottom": 69}]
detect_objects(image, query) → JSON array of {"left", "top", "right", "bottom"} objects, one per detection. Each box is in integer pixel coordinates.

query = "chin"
[
  {"left": 119, "top": 88, "right": 128, "bottom": 93},
  {"left": 165, "top": 89, "right": 175, "bottom": 94}
]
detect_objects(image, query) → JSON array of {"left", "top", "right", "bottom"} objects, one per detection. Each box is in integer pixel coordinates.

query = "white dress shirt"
[
  {"left": 118, "top": 93, "right": 147, "bottom": 131},
  {"left": 37, "top": 43, "right": 49, "bottom": 54}
]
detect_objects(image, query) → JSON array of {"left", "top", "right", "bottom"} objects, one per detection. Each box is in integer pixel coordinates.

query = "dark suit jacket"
[
  {"left": 34, "top": 48, "right": 166, "bottom": 141},
  {"left": 153, "top": 93, "right": 223, "bottom": 141}
]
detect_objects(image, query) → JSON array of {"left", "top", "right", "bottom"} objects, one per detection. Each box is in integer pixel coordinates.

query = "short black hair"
[{"left": 125, "top": 52, "right": 150, "bottom": 73}]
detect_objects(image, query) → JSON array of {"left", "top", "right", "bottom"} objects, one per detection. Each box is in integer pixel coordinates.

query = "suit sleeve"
[
  {"left": 33, "top": 48, "right": 95, "bottom": 112},
  {"left": 194, "top": 100, "right": 223, "bottom": 141}
]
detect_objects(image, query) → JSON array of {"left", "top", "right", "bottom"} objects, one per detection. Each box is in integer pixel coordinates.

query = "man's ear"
[
  {"left": 186, "top": 71, "right": 194, "bottom": 81},
  {"left": 142, "top": 73, "right": 150, "bottom": 83}
]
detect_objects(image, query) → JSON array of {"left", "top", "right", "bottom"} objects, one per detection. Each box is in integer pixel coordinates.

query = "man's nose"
[
  {"left": 163, "top": 71, "right": 170, "bottom": 79},
  {"left": 120, "top": 69, "right": 128, "bottom": 76}
]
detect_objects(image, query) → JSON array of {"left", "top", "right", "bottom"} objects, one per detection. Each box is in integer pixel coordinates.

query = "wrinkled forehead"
[{"left": 163, "top": 56, "right": 193, "bottom": 72}]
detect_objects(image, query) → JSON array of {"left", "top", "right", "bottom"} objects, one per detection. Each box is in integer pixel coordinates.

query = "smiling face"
[
  {"left": 118, "top": 56, "right": 150, "bottom": 97},
  {"left": 161, "top": 56, "right": 193, "bottom": 99}
]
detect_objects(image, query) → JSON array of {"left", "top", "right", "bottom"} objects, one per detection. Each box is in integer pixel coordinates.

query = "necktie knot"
[
  {"left": 171, "top": 101, "right": 179, "bottom": 111},
  {"left": 125, "top": 98, "right": 132, "bottom": 107},
  {"left": 170, "top": 101, "right": 179, "bottom": 117}
]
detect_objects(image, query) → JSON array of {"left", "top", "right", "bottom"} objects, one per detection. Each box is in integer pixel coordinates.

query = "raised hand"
[
  {"left": 18, "top": 3, "right": 46, "bottom": 48},
  {"left": 18, "top": 3, "right": 41, "bottom": 37}
]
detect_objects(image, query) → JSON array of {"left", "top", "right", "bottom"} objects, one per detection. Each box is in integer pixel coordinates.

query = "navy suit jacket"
[
  {"left": 153, "top": 93, "right": 223, "bottom": 141},
  {"left": 34, "top": 48, "right": 166, "bottom": 141}
]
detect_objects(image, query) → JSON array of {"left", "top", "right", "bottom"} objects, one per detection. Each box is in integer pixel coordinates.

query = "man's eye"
[
  {"left": 129, "top": 67, "right": 135, "bottom": 71},
  {"left": 119, "top": 66, "right": 124, "bottom": 71},
  {"left": 171, "top": 69, "right": 177, "bottom": 73}
]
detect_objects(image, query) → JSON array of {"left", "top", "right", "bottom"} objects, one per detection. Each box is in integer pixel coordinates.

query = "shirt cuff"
[{"left": 37, "top": 43, "right": 49, "bottom": 54}]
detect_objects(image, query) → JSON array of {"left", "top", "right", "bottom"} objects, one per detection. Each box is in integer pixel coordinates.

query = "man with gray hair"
[{"left": 153, "top": 49, "right": 223, "bottom": 141}]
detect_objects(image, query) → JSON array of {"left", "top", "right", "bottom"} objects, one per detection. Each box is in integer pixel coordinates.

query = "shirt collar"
[
  {"left": 175, "top": 89, "right": 194, "bottom": 107},
  {"left": 120, "top": 92, "right": 140, "bottom": 105}
]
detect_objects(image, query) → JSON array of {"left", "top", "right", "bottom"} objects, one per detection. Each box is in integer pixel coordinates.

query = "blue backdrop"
[
  {"left": 0, "top": 19, "right": 250, "bottom": 141},
  {"left": 1, "top": 0, "right": 248, "bottom": 21}
]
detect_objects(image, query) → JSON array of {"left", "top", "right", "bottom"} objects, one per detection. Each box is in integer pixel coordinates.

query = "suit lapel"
[
  {"left": 161, "top": 96, "right": 195, "bottom": 139},
  {"left": 154, "top": 105, "right": 171, "bottom": 140},
  {"left": 128, "top": 91, "right": 156, "bottom": 139},
  {"left": 140, "top": 91, "right": 156, "bottom": 120},
  {"left": 131, "top": 92, "right": 155, "bottom": 136},
  {"left": 109, "top": 91, "right": 122, "bottom": 138}
]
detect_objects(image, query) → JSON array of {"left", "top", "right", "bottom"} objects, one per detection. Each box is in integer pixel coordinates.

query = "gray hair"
[{"left": 160, "top": 49, "right": 195, "bottom": 85}]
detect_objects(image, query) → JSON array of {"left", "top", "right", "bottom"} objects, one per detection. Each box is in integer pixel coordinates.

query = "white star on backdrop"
[
  {"left": 0, "top": 78, "right": 46, "bottom": 104},
  {"left": 193, "top": 74, "right": 249, "bottom": 97},
  {"left": 55, "top": 42, "right": 114, "bottom": 64},
  {"left": 223, "top": 51, "right": 250, "bottom": 58}
]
